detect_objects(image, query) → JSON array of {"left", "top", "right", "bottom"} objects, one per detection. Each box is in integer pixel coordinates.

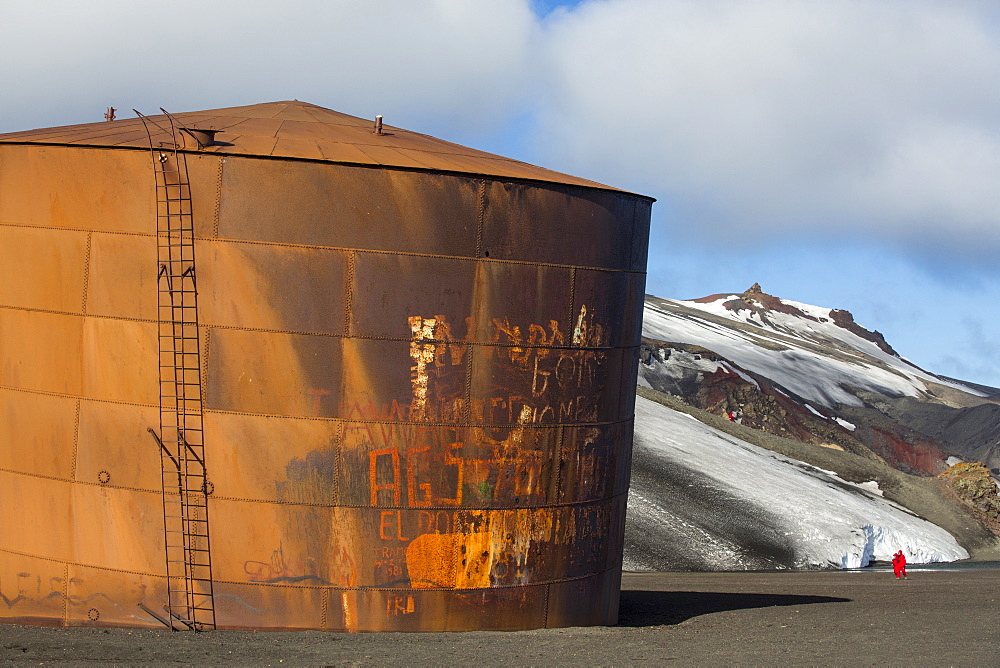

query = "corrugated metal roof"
[{"left": 0, "top": 100, "right": 623, "bottom": 192}]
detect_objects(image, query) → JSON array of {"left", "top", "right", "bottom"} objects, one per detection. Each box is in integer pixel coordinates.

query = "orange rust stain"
[{"left": 405, "top": 531, "right": 493, "bottom": 589}]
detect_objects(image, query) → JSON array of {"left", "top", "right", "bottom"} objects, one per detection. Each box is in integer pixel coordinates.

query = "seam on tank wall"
[
  {"left": 209, "top": 564, "right": 622, "bottom": 593},
  {"left": 0, "top": 221, "right": 649, "bottom": 274},
  {"left": 61, "top": 563, "right": 70, "bottom": 622},
  {"left": 0, "top": 545, "right": 165, "bottom": 579},
  {"left": 462, "top": 343, "right": 475, "bottom": 425},
  {"left": 475, "top": 179, "right": 486, "bottom": 258},
  {"left": 71, "top": 399, "right": 81, "bottom": 482},
  {"left": 0, "top": 141, "right": 656, "bottom": 202},
  {"left": 0, "top": 303, "right": 642, "bottom": 352},
  {"left": 332, "top": 420, "right": 344, "bottom": 507},
  {"left": 81, "top": 232, "right": 92, "bottom": 314},
  {"left": 0, "top": 383, "right": 158, "bottom": 409},
  {"left": 201, "top": 235, "right": 649, "bottom": 275},
  {"left": 0, "top": 222, "right": 648, "bottom": 277},
  {"left": 542, "top": 581, "right": 551, "bottom": 628},
  {"left": 0, "top": 221, "right": 157, "bottom": 238},
  {"left": 0, "top": 303, "right": 158, "bottom": 324},
  {"left": 0, "top": 422, "right": 633, "bottom": 498},
  {"left": 201, "top": 405, "right": 633, "bottom": 429},
  {"left": 0, "top": 466, "right": 161, "bottom": 495},
  {"left": 205, "top": 489, "right": 629, "bottom": 513},
  {"left": 320, "top": 589, "right": 329, "bottom": 631},
  {"left": 0, "top": 533, "right": 626, "bottom": 587},
  {"left": 344, "top": 251, "right": 356, "bottom": 337},
  {"left": 0, "top": 384, "right": 638, "bottom": 431},
  {"left": 212, "top": 156, "right": 224, "bottom": 239},
  {"left": 200, "top": 322, "right": 634, "bottom": 351},
  {"left": 201, "top": 328, "right": 212, "bottom": 403},
  {"left": 568, "top": 266, "right": 578, "bottom": 341}
]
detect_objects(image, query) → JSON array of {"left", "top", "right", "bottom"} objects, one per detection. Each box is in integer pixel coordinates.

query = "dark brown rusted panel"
[
  {"left": 205, "top": 328, "right": 343, "bottom": 418},
  {"left": 0, "top": 102, "right": 652, "bottom": 632},
  {"left": 546, "top": 568, "right": 622, "bottom": 626},
  {"left": 471, "top": 261, "right": 575, "bottom": 343},
  {"left": 350, "top": 252, "right": 478, "bottom": 339},
  {"left": 217, "top": 159, "right": 480, "bottom": 256},
  {"left": 199, "top": 241, "right": 348, "bottom": 335},
  {"left": 470, "top": 343, "right": 627, "bottom": 427},
  {"left": 630, "top": 198, "right": 654, "bottom": 272},
  {"left": 480, "top": 180, "right": 639, "bottom": 269}
]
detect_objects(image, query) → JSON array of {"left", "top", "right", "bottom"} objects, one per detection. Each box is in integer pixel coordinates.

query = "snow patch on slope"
[{"left": 629, "top": 396, "right": 968, "bottom": 569}]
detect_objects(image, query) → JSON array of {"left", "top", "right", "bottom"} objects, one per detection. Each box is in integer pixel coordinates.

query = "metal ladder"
[{"left": 137, "top": 109, "right": 216, "bottom": 631}]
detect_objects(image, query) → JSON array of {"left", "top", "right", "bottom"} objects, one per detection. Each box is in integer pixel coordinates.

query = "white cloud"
[
  {"left": 0, "top": 0, "right": 537, "bottom": 134},
  {"left": 534, "top": 0, "right": 1000, "bottom": 252}
]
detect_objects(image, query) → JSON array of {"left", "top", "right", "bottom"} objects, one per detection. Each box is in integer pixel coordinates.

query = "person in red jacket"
[{"left": 891, "top": 550, "right": 907, "bottom": 579}]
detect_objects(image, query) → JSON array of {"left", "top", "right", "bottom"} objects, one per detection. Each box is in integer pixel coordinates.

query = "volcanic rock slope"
[{"left": 625, "top": 284, "right": 1000, "bottom": 571}]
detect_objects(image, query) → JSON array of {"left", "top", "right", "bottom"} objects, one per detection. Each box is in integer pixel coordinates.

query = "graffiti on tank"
[
  {"left": 372, "top": 544, "right": 408, "bottom": 585},
  {"left": 306, "top": 388, "right": 331, "bottom": 416},
  {"left": 386, "top": 594, "right": 416, "bottom": 616},
  {"left": 243, "top": 542, "right": 356, "bottom": 586},
  {"left": 348, "top": 305, "right": 613, "bottom": 505},
  {"left": 259, "top": 448, "right": 360, "bottom": 587},
  {"left": 0, "top": 572, "right": 144, "bottom": 624},
  {"left": 353, "top": 426, "right": 567, "bottom": 510},
  {"left": 243, "top": 543, "right": 319, "bottom": 583},
  {"left": 328, "top": 306, "right": 618, "bottom": 591},
  {"left": 395, "top": 307, "right": 610, "bottom": 425},
  {"left": 485, "top": 305, "right": 609, "bottom": 425}
]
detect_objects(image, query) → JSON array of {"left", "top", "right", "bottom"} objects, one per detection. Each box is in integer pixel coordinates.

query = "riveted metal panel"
[
  {"left": 545, "top": 568, "right": 621, "bottom": 626},
  {"left": 217, "top": 159, "right": 479, "bottom": 256},
  {"left": 198, "top": 240, "right": 347, "bottom": 335},
  {"left": 0, "top": 225, "right": 88, "bottom": 312},
  {"left": 85, "top": 232, "right": 158, "bottom": 321},
  {"left": 75, "top": 401, "right": 161, "bottom": 493},
  {"left": 350, "top": 252, "right": 477, "bottom": 339},
  {"left": 0, "top": 551, "right": 68, "bottom": 625},
  {"left": 0, "top": 145, "right": 153, "bottom": 233},
  {"left": 480, "top": 180, "right": 639, "bottom": 270},
  {"left": 0, "top": 309, "right": 84, "bottom": 395},
  {"left": 63, "top": 484, "right": 164, "bottom": 573},
  {"left": 0, "top": 472, "right": 75, "bottom": 562},
  {"left": 212, "top": 580, "right": 328, "bottom": 631},
  {"left": 81, "top": 318, "right": 158, "bottom": 404},
  {"left": 205, "top": 328, "right": 342, "bottom": 418},
  {"left": 470, "top": 343, "right": 624, "bottom": 426},
  {"left": 203, "top": 412, "right": 340, "bottom": 503},
  {"left": 0, "top": 389, "right": 76, "bottom": 479},
  {"left": 471, "top": 261, "right": 574, "bottom": 344},
  {"left": 65, "top": 565, "right": 167, "bottom": 628}
]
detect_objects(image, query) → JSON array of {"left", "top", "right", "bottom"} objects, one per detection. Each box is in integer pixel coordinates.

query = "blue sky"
[{"left": 2, "top": 0, "right": 998, "bottom": 386}]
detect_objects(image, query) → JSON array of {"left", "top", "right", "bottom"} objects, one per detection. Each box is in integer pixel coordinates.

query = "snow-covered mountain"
[
  {"left": 626, "top": 285, "right": 1000, "bottom": 570},
  {"left": 640, "top": 284, "right": 1000, "bottom": 474}
]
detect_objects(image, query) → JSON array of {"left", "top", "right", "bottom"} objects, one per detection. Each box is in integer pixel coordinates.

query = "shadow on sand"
[{"left": 617, "top": 590, "right": 851, "bottom": 627}]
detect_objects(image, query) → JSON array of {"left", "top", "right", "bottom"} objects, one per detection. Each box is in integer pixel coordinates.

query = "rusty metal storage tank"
[{"left": 0, "top": 101, "right": 652, "bottom": 631}]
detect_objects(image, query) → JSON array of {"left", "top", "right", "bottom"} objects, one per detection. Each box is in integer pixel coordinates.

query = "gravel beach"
[{"left": 2, "top": 569, "right": 997, "bottom": 665}]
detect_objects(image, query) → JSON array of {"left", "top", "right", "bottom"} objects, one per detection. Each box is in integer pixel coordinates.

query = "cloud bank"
[
  {"left": 532, "top": 0, "right": 1000, "bottom": 258},
  {"left": 5, "top": 0, "right": 999, "bottom": 261}
]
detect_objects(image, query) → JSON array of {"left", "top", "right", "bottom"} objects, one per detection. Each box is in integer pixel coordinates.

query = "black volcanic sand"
[{"left": 2, "top": 570, "right": 998, "bottom": 665}]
